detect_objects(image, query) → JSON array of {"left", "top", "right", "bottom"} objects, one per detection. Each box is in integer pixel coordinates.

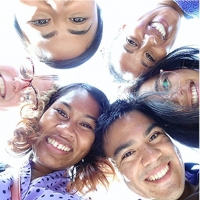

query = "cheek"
[
  {"left": 3, "top": 93, "right": 22, "bottom": 107},
  {"left": 78, "top": 133, "right": 95, "bottom": 152}
]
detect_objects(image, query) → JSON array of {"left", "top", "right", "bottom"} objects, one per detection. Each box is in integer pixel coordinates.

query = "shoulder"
[{"left": 173, "top": 0, "right": 199, "bottom": 18}]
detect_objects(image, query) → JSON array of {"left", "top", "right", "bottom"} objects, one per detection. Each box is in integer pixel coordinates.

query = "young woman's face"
[
  {"left": 139, "top": 69, "right": 199, "bottom": 107},
  {"left": 110, "top": 5, "right": 181, "bottom": 81},
  {"left": 104, "top": 111, "right": 185, "bottom": 199},
  {"left": 32, "top": 88, "right": 100, "bottom": 172},
  {"left": 0, "top": 59, "right": 33, "bottom": 108},
  {"left": 14, "top": 0, "right": 98, "bottom": 60}
]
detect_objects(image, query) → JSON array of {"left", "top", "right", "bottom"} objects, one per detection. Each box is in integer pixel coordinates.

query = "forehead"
[
  {"left": 53, "top": 88, "right": 100, "bottom": 114},
  {"left": 104, "top": 111, "right": 154, "bottom": 156},
  {"left": 108, "top": 111, "right": 154, "bottom": 134},
  {"left": 57, "top": 89, "right": 92, "bottom": 103}
]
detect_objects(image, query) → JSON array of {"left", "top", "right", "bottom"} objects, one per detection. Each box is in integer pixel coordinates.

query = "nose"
[
  {"left": 142, "top": 34, "right": 168, "bottom": 57},
  {"left": 56, "top": 122, "right": 76, "bottom": 139},
  {"left": 144, "top": 34, "right": 157, "bottom": 47},
  {"left": 13, "top": 77, "right": 30, "bottom": 93},
  {"left": 170, "top": 88, "right": 186, "bottom": 106},
  {"left": 45, "top": 0, "right": 69, "bottom": 10},
  {"left": 141, "top": 145, "right": 162, "bottom": 167}
]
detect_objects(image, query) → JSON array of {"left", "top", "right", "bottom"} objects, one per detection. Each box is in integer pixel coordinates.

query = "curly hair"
[
  {"left": 7, "top": 83, "right": 115, "bottom": 194},
  {"left": 7, "top": 84, "right": 58, "bottom": 156}
]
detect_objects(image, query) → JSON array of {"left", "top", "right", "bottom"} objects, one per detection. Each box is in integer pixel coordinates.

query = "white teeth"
[
  {"left": 147, "top": 165, "right": 169, "bottom": 181},
  {"left": 191, "top": 84, "right": 198, "bottom": 106},
  {"left": 47, "top": 138, "right": 71, "bottom": 152},
  {"left": 0, "top": 76, "right": 5, "bottom": 97},
  {"left": 151, "top": 22, "right": 166, "bottom": 39}
]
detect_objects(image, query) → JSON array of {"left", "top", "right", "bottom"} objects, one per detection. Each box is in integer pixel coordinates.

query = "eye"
[
  {"left": 30, "top": 19, "right": 50, "bottom": 26},
  {"left": 79, "top": 122, "right": 93, "bottom": 130},
  {"left": 161, "top": 77, "right": 171, "bottom": 91},
  {"left": 55, "top": 109, "right": 68, "bottom": 118},
  {"left": 126, "top": 37, "right": 138, "bottom": 47},
  {"left": 70, "top": 17, "right": 86, "bottom": 23},
  {"left": 122, "top": 150, "right": 135, "bottom": 160},
  {"left": 149, "top": 132, "right": 160, "bottom": 142},
  {"left": 146, "top": 52, "right": 155, "bottom": 62}
]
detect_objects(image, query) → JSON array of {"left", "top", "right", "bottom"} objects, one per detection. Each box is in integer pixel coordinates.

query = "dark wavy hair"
[
  {"left": 14, "top": 5, "right": 103, "bottom": 69},
  {"left": 7, "top": 83, "right": 115, "bottom": 194},
  {"left": 94, "top": 97, "right": 199, "bottom": 160},
  {"left": 130, "top": 46, "right": 199, "bottom": 94}
]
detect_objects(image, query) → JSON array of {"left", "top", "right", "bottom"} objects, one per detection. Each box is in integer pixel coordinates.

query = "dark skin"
[{"left": 159, "top": 0, "right": 184, "bottom": 17}]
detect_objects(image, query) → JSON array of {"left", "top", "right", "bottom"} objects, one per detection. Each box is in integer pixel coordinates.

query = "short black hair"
[{"left": 95, "top": 96, "right": 199, "bottom": 158}]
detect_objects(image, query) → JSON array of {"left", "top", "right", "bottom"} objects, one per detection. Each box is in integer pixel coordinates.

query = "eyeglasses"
[
  {"left": 19, "top": 57, "right": 38, "bottom": 110},
  {"left": 156, "top": 69, "right": 180, "bottom": 95}
]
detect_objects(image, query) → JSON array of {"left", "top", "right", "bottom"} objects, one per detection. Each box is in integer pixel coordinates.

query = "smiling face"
[
  {"left": 0, "top": 59, "right": 34, "bottom": 108},
  {"left": 104, "top": 111, "right": 185, "bottom": 199},
  {"left": 139, "top": 69, "right": 199, "bottom": 107},
  {"left": 32, "top": 88, "right": 100, "bottom": 173},
  {"left": 110, "top": 5, "right": 181, "bottom": 81},
  {"left": 14, "top": 0, "right": 98, "bottom": 60}
]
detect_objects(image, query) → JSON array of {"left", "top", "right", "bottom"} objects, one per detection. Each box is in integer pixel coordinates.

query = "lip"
[
  {"left": 45, "top": 135, "right": 73, "bottom": 155},
  {"left": 150, "top": 22, "right": 166, "bottom": 40},
  {"left": 145, "top": 162, "right": 171, "bottom": 184},
  {"left": 190, "top": 82, "right": 199, "bottom": 107},
  {"left": 0, "top": 74, "right": 6, "bottom": 98},
  {"left": 150, "top": 19, "right": 169, "bottom": 40}
]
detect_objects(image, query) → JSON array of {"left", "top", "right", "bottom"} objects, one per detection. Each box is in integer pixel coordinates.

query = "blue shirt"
[{"left": 174, "top": 0, "right": 199, "bottom": 18}]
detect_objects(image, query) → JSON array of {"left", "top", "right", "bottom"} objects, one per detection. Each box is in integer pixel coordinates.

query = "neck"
[{"left": 31, "top": 162, "right": 54, "bottom": 181}]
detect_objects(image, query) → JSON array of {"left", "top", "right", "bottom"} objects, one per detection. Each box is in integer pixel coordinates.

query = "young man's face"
[
  {"left": 109, "top": 5, "right": 181, "bottom": 81},
  {"left": 104, "top": 111, "right": 185, "bottom": 199}
]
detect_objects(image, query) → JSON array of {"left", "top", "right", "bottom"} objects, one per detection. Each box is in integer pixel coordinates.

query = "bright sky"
[{"left": 0, "top": 1, "right": 199, "bottom": 198}]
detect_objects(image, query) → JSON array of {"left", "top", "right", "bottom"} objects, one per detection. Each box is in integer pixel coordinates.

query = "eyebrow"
[
  {"left": 144, "top": 123, "right": 159, "bottom": 137},
  {"left": 123, "top": 46, "right": 150, "bottom": 68},
  {"left": 113, "top": 140, "right": 134, "bottom": 159},
  {"left": 42, "top": 30, "right": 57, "bottom": 39},
  {"left": 68, "top": 24, "right": 92, "bottom": 35},
  {"left": 61, "top": 101, "right": 97, "bottom": 122},
  {"left": 113, "top": 123, "right": 159, "bottom": 159},
  {"left": 41, "top": 24, "right": 92, "bottom": 39}
]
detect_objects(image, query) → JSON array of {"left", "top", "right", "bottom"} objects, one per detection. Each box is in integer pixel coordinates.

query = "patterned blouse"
[{"left": 0, "top": 160, "right": 87, "bottom": 200}]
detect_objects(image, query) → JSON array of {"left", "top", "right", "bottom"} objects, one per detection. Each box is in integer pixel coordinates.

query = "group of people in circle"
[{"left": 0, "top": 0, "right": 199, "bottom": 200}]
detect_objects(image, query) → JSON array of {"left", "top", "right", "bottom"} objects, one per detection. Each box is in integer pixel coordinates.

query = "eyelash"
[
  {"left": 146, "top": 52, "right": 155, "bottom": 62},
  {"left": 70, "top": 17, "right": 87, "bottom": 23},
  {"left": 126, "top": 37, "right": 138, "bottom": 47},
  {"left": 122, "top": 150, "right": 135, "bottom": 160},
  {"left": 55, "top": 109, "right": 68, "bottom": 118},
  {"left": 79, "top": 123, "right": 93, "bottom": 130},
  {"left": 30, "top": 19, "right": 50, "bottom": 26},
  {"left": 149, "top": 132, "right": 160, "bottom": 142}
]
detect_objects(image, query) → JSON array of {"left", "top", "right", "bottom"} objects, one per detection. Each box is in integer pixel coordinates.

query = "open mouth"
[
  {"left": 0, "top": 75, "right": 5, "bottom": 98},
  {"left": 47, "top": 137, "right": 72, "bottom": 152},
  {"left": 191, "top": 82, "right": 198, "bottom": 106},
  {"left": 150, "top": 22, "right": 166, "bottom": 40},
  {"left": 146, "top": 164, "right": 169, "bottom": 181}
]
